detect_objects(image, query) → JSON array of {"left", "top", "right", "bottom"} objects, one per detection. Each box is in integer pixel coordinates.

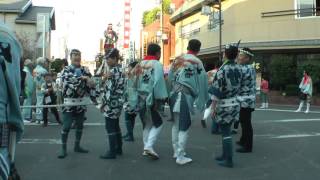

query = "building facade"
[
  {"left": 0, "top": 0, "right": 55, "bottom": 60},
  {"left": 170, "top": 0, "right": 320, "bottom": 70}
]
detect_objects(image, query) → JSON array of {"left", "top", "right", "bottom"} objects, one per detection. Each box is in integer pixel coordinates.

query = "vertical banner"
[{"left": 124, "top": 0, "right": 131, "bottom": 49}]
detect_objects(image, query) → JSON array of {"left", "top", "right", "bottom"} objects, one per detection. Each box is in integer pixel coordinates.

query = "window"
[
  {"left": 180, "top": 20, "right": 200, "bottom": 38},
  {"left": 296, "top": 0, "right": 319, "bottom": 17},
  {"left": 208, "top": 11, "right": 224, "bottom": 31}
]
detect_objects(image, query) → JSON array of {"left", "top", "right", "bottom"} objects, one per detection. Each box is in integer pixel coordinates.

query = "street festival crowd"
[{"left": 0, "top": 22, "right": 315, "bottom": 179}]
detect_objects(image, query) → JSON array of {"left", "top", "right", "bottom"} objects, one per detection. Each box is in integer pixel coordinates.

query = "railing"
[
  {"left": 261, "top": 8, "right": 320, "bottom": 18},
  {"left": 180, "top": 28, "right": 201, "bottom": 38}
]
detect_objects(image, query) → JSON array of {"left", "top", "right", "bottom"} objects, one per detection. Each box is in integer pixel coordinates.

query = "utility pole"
[
  {"left": 160, "top": 0, "right": 164, "bottom": 64},
  {"left": 218, "top": 0, "right": 222, "bottom": 62}
]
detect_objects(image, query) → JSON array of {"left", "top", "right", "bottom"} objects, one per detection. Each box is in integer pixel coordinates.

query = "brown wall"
[{"left": 141, "top": 14, "right": 175, "bottom": 68}]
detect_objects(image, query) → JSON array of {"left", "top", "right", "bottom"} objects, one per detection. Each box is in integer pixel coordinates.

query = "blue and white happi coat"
[
  {"left": 239, "top": 64, "right": 256, "bottom": 109},
  {"left": 101, "top": 65, "right": 125, "bottom": 119},
  {"left": 136, "top": 59, "right": 168, "bottom": 128},
  {"left": 209, "top": 60, "right": 243, "bottom": 124},
  {"left": 168, "top": 53, "right": 209, "bottom": 131},
  {"left": 0, "top": 23, "right": 24, "bottom": 180},
  {"left": 123, "top": 74, "right": 139, "bottom": 114},
  {"left": 61, "top": 65, "right": 99, "bottom": 113}
]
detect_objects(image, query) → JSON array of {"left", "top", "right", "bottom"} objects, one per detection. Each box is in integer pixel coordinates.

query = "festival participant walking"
[
  {"left": 136, "top": 44, "right": 168, "bottom": 160},
  {"left": 168, "top": 39, "right": 208, "bottom": 165}
]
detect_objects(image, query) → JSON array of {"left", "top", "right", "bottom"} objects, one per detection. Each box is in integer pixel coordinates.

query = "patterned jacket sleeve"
[
  {"left": 83, "top": 67, "right": 99, "bottom": 102},
  {"left": 209, "top": 69, "right": 224, "bottom": 101},
  {"left": 101, "top": 67, "right": 125, "bottom": 106},
  {"left": 61, "top": 66, "right": 82, "bottom": 91}
]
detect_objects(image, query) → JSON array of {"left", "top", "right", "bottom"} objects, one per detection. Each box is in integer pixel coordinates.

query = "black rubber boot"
[
  {"left": 217, "top": 137, "right": 233, "bottom": 168},
  {"left": 74, "top": 130, "right": 89, "bottom": 153},
  {"left": 58, "top": 132, "right": 68, "bottom": 159},
  {"left": 100, "top": 134, "right": 117, "bottom": 159},
  {"left": 116, "top": 133, "right": 123, "bottom": 155}
]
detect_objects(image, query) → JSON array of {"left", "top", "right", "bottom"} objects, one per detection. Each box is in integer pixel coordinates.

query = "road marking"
[
  {"left": 19, "top": 139, "right": 61, "bottom": 145},
  {"left": 256, "top": 108, "right": 320, "bottom": 114},
  {"left": 272, "top": 133, "right": 320, "bottom": 139},
  {"left": 259, "top": 118, "right": 320, "bottom": 123},
  {"left": 18, "top": 132, "right": 320, "bottom": 145}
]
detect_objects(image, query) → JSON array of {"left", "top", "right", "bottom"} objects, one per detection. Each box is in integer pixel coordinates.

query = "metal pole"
[
  {"left": 160, "top": 0, "right": 164, "bottom": 64},
  {"left": 219, "top": 0, "right": 222, "bottom": 62},
  {"left": 42, "top": 15, "right": 46, "bottom": 58}
]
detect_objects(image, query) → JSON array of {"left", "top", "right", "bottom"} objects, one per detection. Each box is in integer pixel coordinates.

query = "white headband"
[{"left": 240, "top": 49, "right": 254, "bottom": 57}]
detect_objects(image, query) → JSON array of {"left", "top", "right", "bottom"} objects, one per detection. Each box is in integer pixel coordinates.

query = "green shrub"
[
  {"left": 284, "top": 84, "right": 299, "bottom": 96},
  {"left": 269, "top": 55, "right": 297, "bottom": 90}
]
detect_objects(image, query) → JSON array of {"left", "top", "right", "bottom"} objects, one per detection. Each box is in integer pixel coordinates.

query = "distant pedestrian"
[
  {"left": 42, "top": 73, "right": 61, "bottom": 127},
  {"left": 260, "top": 76, "right": 269, "bottom": 109},
  {"left": 33, "top": 57, "right": 48, "bottom": 124},
  {"left": 22, "top": 59, "right": 35, "bottom": 122},
  {"left": 295, "top": 70, "right": 312, "bottom": 113}
]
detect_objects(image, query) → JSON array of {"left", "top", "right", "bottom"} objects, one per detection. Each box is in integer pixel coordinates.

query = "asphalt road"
[{"left": 15, "top": 105, "right": 320, "bottom": 180}]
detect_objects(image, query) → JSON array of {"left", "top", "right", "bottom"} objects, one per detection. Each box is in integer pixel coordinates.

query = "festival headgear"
[
  {"left": 225, "top": 40, "right": 241, "bottom": 52},
  {"left": 239, "top": 47, "right": 254, "bottom": 58},
  {"left": 105, "top": 48, "right": 116, "bottom": 60},
  {"left": 225, "top": 40, "right": 241, "bottom": 60}
]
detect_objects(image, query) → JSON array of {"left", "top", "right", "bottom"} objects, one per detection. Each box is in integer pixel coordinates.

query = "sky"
[{"left": 32, "top": 0, "right": 158, "bottom": 60}]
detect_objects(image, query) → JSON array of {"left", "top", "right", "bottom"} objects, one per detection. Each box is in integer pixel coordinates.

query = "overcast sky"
[{"left": 32, "top": 0, "right": 158, "bottom": 60}]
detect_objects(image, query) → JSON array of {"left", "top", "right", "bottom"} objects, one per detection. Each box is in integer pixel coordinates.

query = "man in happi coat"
[
  {"left": 209, "top": 42, "right": 242, "bottom": 168},
  {"left": 236, "top": 48, "right": 256, "bottom": 153},
  {"left": 136, "top": 43, "right": 168, "bottom": 160},
  {"left": 58, "top": 49, "right": 98, "bottom": 159},
  {"left": 168, "top": 39, "right": 208, "bottom": 165},
  {"left": 0, "top": 23, "right": 24, "bottom": 179}
]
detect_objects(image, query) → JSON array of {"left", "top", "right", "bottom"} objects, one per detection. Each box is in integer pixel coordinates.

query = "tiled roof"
[{"left": 0, "top": 0, "right": 31, "bottom": 13}]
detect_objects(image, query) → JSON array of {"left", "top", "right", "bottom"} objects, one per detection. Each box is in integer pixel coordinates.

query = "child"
[
  {"left": 260, "top": 76, "right": 269, "bottom": 109},
  {"left": 42, "top": 73, "right": 61, "bottom": 127}
]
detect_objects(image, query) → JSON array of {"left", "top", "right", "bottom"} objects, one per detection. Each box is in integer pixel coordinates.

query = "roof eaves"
[
  {"left": 21, "top": 0, "right": 32, "bottom": 13},
  {"left": 170, "top": 0, "right": 204, "bottom": 24},
  {"left": 15, "top": 19, "right": 35, "bottom": 24}
]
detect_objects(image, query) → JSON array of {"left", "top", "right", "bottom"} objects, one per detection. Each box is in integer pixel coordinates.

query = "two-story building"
[
  {"left": 0, "top": 0, "right": 55, "bottom": 60},
  {"left": 170, "top": 0, "right": 320, "bottom": 71}
]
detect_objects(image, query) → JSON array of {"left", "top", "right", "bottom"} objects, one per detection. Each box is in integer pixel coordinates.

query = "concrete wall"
[
  {"left": 0, "top": 12, "right": 52, "bottom": 60},
  {"left": 174, "top": 0, "right": 320, "bottom": 56}
]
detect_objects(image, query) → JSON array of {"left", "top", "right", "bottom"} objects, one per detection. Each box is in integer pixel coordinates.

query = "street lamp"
[{"left": 201, "top": 0, "right": 222, "bottom": 63}]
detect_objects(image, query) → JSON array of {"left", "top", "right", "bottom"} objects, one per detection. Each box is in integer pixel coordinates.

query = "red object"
[
  {"left": 123, "top": 0, "right": 131, "bottom": 49},
  {"left": 144, "top": 55, "right": 158, "bottom": 61},
  {"left": 261, "top": 79, "right": 269, "bottom": 93},
  {"left": 104, "top": 44, "right": 115, "bottom": 50},
  {"left": 187, "top": 50, "right": 198, "bottom": 55},
  {"left": 303, "top": 75, "right": 310, "bottom": 85}
]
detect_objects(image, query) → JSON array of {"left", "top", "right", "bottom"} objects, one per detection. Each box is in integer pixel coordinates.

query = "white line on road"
[
  {"left": 256, "top": 108, "right": 320, "bottom": 114},
  {"left": 259, "top": 118, "right": 320, "bottom": 123},
  {"left": 18, "top": 132, "right": 320, "bottom": 145},
  {"left": 19, "top": 139, "right": 61, "bottom": 145}
]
